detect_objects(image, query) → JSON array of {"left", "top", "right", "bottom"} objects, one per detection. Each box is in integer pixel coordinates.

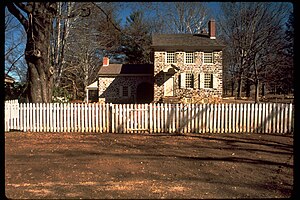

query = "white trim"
[
  {"left": 184, "top": 52, "right": 195, "bottom": 64},
  {"left": 199, "top": 72, "right": 204, "bottom": 89},
  {"left": 180, "top": 72, "right": 186, "bottom": 89},
  {"left": 165, "top": 51, "right": 176, "bottom": 64},
  {"left": 204, "top": 73, "right": 213, "bottom": 88},
  {"left": 185, "top": 72, "right": 194, "bottom": 89},
  {"left": 203, "top": 52, "right": 214, "bottom": 64},
  {"left": 86, "top": 81, "right": 98, "bottom": 90},
  {"left": 164, "top": 74, "right": 174, "bottom": 96},
  {"left": 213, "top": 73, "right": 218, "bottom": 89}
]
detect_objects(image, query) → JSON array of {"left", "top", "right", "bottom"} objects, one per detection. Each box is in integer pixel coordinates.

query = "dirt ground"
[{"left": 5, "top": 131, "right": 294, "bottom": 199}]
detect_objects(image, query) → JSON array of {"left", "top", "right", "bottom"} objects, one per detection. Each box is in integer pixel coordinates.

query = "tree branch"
[
  {"left": 14, "top": 2, "right": 33, "bottom": 14},
  {"left": 5, "top": 53, "right": 25, "bottom": 75},
  {"left": 6, "top": 3, "right": 28, "bottom": 31},
  {"left": 91, "top": 2, "right": 121, "bottom": 32}
]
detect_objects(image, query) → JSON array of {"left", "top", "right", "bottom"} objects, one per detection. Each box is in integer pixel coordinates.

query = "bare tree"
[
  {"left": 6, "top": 2, "right": 58, "bottom": 103},
  {"left": 218, "top": 2, "right": 291, "bottom": 101},
  {"left": 6, "top": 2, "right": 92, "bottom": 103},
  {"left": 5, "top": 8, "right": 27, "bottom": 83},
  {"left": 56, "top": 2, "right": 121, "bottom": 100},
  {"left": 51, "top": 2, "right": 76, "bottom": 89},
  {"left": 157, "top": 2, "right": 210, "bottom": 34}
]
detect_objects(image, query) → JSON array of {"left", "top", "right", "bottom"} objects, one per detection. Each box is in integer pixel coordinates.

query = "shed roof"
[
  {"left": 99, "top": 63, "right": 153, "bottom": 75},
  {"left": 151, "top": 34, "right": 225, "bottom": 51}
]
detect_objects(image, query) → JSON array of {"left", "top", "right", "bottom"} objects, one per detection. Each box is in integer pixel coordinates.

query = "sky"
[
  {"left": 118, "top": 2, "right": 221, "bottom": 27},
  {"left": 5, "top": 2, "right": 223, "bottom": 82},
  {"left": 5, "top": 2, "right": 293, "bottom": 82}
]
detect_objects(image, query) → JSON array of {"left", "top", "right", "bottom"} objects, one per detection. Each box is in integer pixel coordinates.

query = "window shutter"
[
  {"left": 199, "top": 72, "right": 204, "bottom": 88},
  {"left": 128, "top": 87, "right": 131, "bottom": 97},
  {"left": 180, "top": 73, "right": 186, "bottom": 89},
  {"left": 213, "top": 73, "right": 218, "bottom": 88},
  {"left": 119, "top": 86, "right": 123, "bottom": 97}
]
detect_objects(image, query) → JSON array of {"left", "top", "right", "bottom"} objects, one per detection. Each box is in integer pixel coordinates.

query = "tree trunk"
[
  {"left": 17, "top": 3, "right": 57, "bottom": 103},
  {"left": 254, "top": 80, "right": 260, "bottom": 103},
  {"left": 261, "top": 82, "right": 265, "bottom": 97},
  {"left": 6, "top": 3, "right": 56, "bottom": 103},
  {"left": 237, "top": 75, "right": 242, "bottom": 99},
  {"left": 245, "top": 79, "right": 251, "bottom": 97},
  {"left": 231, "top": 79, "right": 235, "bottom": 97}
]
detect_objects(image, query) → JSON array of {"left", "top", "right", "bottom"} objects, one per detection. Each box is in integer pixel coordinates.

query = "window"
[
  {"left": 120, "top": 86, "right": 130, "bottom": 97},
  {"left": 122, "top": 86, "right": 129, "bottom": 97},
  {"left": 185, "top": 52, "right": 194, "bottom": 63},
  {"left": 186, "top": 73, "right": 194, "bottom": 88},
  {"left": 203, "top": 52, "right": 214, "bottom": 64},
  {"left": 166, "top": 52, "right": 176, "bottom": 63},
  {"left": 180, "top": 73, "right": 196, "bottom": 89},
  {"left": 204, "top": 73, "right": 213, "bottom": 88}
]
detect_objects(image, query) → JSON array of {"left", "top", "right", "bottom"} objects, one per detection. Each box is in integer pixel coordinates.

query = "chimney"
[
  {"left": 103, "top": 57, "right": 109, "bottom": 66},
  {"left": 208, "top": 19, "right": 216, "bottom": 39}
]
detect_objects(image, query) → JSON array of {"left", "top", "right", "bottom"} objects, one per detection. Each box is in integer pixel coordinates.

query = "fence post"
[{"left": 288, "top": 103, "right": 293, "bottom": 133}]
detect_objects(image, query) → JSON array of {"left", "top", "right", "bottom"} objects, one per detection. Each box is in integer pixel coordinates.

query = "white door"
[{"left": 164, "top": 75, "right": 174, "bottom": 96}]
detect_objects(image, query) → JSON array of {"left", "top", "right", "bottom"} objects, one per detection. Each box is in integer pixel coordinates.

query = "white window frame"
[
  {"left": 204, "top": 73, "right": 213, "bottom": 88},
  {"left": 185, "top": 52, "right": 195, "bottom": 64},
  {"left": 203, "top": 52, "right": 214, "bottom": 64},
  {"left": 166, "top": 52, "right": 176, "bottom": 64},
  {"left": 185, "top": 73, "right": 194, "bottom": 89}
]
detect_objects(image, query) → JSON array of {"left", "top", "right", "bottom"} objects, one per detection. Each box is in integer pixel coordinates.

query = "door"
[{"left": 164, "top": 74, "right": 174, "bottom": 96}]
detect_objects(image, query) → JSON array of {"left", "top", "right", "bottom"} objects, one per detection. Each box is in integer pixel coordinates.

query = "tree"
[
  {"left": 121, "top": 11, "right": 152, "bottom": 64},
  {"left": 54, "top": 2, "right": 122, "bottom": 100},
  {"left": 5, "top": 8, "right": 27, "bottom": 83},
  {"left": 218, "top": 2, "right": 291, "bottom": 102},
  {"left": 157, "top": 2, "right": 210, "bottom": 34},
  {"left": 51, "top": 2, "right": 76, "bottom": 89},
  {"left": 6, "top": 2, "right": 91, "bottom": 103},
  {"left": 6, "top": 2, "right": 57, "bottom": 103}
]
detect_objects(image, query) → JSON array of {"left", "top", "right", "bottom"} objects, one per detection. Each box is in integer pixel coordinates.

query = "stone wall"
[
  {"left": 98, "top": 76, "right": 153, "bottom": 104},
  {"left": 153, "top": 51, "right": 223, "bottom": 103}
]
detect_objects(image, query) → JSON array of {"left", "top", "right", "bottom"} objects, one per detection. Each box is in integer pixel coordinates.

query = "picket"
[{"left": 5, "top": 100, "right": 294, "bottom": 134}]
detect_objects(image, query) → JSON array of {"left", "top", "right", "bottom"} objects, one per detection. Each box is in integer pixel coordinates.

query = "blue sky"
[
  {"left": 118, "top": 2, "right": 221, "bottom": 26},
  {"left": 5, "top": 2, "right": 293, "bottom": 82}
]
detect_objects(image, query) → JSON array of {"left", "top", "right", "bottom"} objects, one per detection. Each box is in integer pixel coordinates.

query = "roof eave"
[{"left": 151, "top": 45, "right": 225, "bottom": 51}]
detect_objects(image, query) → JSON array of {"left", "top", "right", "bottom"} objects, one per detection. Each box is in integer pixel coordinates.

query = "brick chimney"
[
  {"left": 103, "top": 57, "right": 109, "bottom": 66},
  {"left": 208, "top": 19, "right": 216, "bottom": 39}
]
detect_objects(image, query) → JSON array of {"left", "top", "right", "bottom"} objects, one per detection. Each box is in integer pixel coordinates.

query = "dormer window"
[
  {"left": 185, "top": 52, "right": 194, "bottom": 64},
  {"left": 203, "top": 52, "right": 214, "bottom": 64},
  {"left": 166, "top": 52, "right": 176, "bottom": 63}
]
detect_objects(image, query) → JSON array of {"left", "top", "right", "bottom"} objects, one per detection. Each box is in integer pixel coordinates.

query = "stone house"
[
  {"left": 88, "top": 19, "right": 225, "bottom": 104},
  {"left": 152, "top": 19, "right": 225, "bottom": 103},
  {"left": 95, "top": 57, "right": 154, "bottom": 104}
]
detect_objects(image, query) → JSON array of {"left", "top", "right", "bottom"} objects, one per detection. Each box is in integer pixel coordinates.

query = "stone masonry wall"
[
  {"left": 98, "top": 76, "right": 153, "bottom": 104},
  {"left": 154, "top": 51, "right": 223, "bottom": 103}
]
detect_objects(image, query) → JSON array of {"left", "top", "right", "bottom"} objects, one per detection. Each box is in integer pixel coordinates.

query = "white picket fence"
[
  {"left": 5, "top": 100, "right": 19, "bottom": 132},
  {"left": 5, "top": 100, "right": 294, "bottom": 134}
]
